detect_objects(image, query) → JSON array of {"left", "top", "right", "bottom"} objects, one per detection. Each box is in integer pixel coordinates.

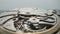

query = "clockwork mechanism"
[{"left": 0, "top": 8, "right": 60, "bottom": 34}]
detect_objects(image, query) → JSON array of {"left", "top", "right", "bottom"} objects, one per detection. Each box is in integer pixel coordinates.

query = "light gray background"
[{"left": 0, "top": 0, "right": 60, "bottom": 10}]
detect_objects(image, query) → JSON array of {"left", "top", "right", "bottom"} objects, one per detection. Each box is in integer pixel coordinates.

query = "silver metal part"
[{"left": 0, "top": 8, "right": 60, "bottom": 34}]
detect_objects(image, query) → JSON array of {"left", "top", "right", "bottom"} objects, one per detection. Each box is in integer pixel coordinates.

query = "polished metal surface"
[{"left": 0, "top": 8, "right": 60, "bottom": 34}]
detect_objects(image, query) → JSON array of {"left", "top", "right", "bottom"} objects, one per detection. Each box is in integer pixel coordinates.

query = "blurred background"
[{"left": 0, "top": 0, "right": 60, "bottom": 10}]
